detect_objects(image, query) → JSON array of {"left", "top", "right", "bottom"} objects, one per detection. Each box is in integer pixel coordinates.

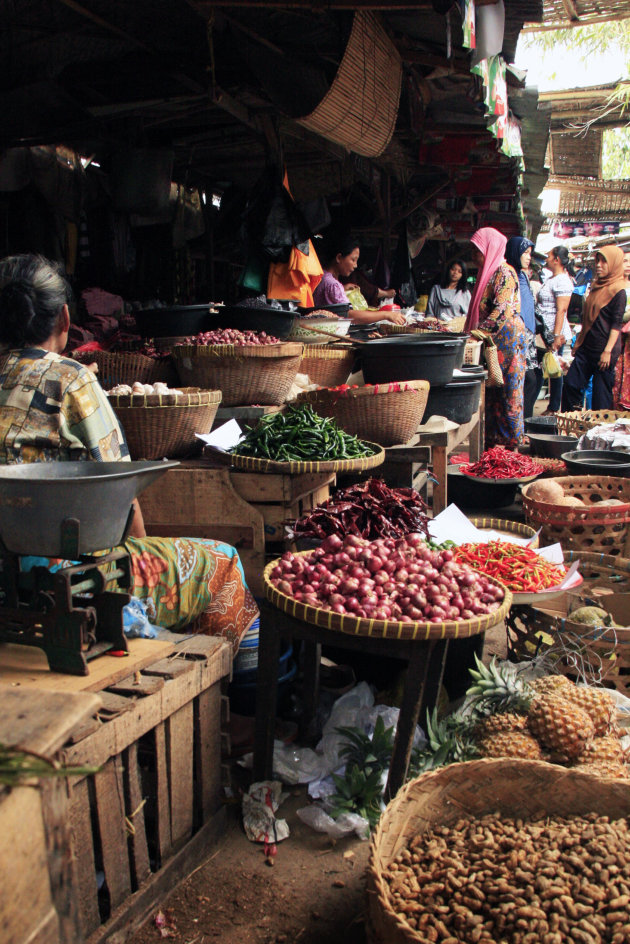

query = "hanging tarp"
[{"left": 297, "top": 11, "right": 402, "bottom": 159}]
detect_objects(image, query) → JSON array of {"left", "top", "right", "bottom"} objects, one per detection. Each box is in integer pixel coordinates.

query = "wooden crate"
[
  {"left": 59, "top": 635, "right": 231, "bottom": 943},
  {"left": 0, "top": 686, "right": 101, "bottom": 944},
  {"left": 231, "top": 469, "right": 335, "bottom": 542}
]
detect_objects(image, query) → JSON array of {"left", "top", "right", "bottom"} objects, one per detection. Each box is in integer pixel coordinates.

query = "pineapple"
[
  {"left": 473, "top": 712, "right": 528, "bottom": 738},
  {"left": 529, "top": 674, "right": 573, "bottom": 696},
  {"left": 580, "top": 735, "right": 626, "bottom": 765},
  {"left": 465, "top": 656, "right": 532, "bottom": 717},
  {"left": 527, "top": 692, "right": 595, "bottom": 760},
  {"left": 478, "top": 730, "right": 543, "bottom": 760},
  {"left": 562, "top": 685, "right": 617, "bottom": 737},
  {"left": 572, "top": 760, "right": 630, "bottom": 780}
]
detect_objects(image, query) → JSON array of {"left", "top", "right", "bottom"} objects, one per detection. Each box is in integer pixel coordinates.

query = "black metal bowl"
[
  {"left": 212, "top": 305, "right": 297, "bottom": 339},
  {"left": 561, "top": 449, "right": 630, "bottom": 477},
  {"left": 527, "top": 433, "right": 578, "bottom": 459},
  {"left": 134, "top": 304, "right": 214, "bottom": 338},
  {"left": 424, "top": 378, "right": 481, "bottom": 425},
  {"left": 360, "top": 335, "right": 465, "bottom": 387},
  {"left": 446, "top": 464, "right": 518, "bottom": 510},
  {"left": 525, "top": 415, "right": 558, "bottom": 436}
]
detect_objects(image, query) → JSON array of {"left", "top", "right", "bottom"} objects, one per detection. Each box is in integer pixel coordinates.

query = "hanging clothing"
[
  {"left": 267, "top": 241, "right": 323, "bottom": 306},
  {"left": 464, "top": 227, "right": 508, "bottom": 332},
  {"left": 478, "top": 262, "right": 526, "bottom": 447}
]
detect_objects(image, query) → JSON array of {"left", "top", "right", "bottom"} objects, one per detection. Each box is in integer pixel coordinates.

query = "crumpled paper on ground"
[
  {"left": 418, "top": 415, "right": 459, "bottom": 433},
  {"left": 242, "top": 780, "right": 290, "bottom": 844}
]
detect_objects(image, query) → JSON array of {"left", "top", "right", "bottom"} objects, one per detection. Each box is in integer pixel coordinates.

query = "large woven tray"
[
  {"left": 522, "top": 474, "right": 630, "bottom": 556},
  {"left": 263, "top": 553, "right": 511, "bottom": 641},
  {"left": 468, "top": 516, "right": 539, "bottom": 547},
  {"left": 366, "top": 759, "right": 630, "bottom": 944},
  {"left": 296, "top": 381, "right": 430, "bottom": 447},
  {"left": 556, "top": 408, "right": 630, "bottom": 437},
  {"left": 172, "top": 342, "right": 303, "bottom": 406},
  {"left": 230, "top": 442, "right": 385, "bottom": 474}
]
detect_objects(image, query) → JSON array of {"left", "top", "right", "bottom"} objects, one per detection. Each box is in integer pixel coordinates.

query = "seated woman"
[
  {"left": 0, "top": 254, "right": 258, "bottom": 653},
  {"left": 313, "top": 237, "right": 406, "bottom": 326},
  {"left": 425, "top": 260, "right": 471, "bottom": 323}
]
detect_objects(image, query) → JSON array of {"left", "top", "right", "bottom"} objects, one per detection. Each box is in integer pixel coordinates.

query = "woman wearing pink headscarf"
[{"left": 465, "top": 227, "right": 526, "bottom": 447}]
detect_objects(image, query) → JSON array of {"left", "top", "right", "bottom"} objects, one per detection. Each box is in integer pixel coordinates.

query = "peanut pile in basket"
[{"left": 384, "top": 810, "right": 630, "bottom": 943}]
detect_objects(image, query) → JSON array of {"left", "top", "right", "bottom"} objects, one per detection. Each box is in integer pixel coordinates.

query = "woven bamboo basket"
[
  {"left": 80, "top": 350, "right": 175, "bottom": 389},
  {"left": 469, "top": 516, "right": 539, "bottom": 548},
  {"left": 379, "top": 319, "right": 466, "bottom": 336},
  {"left": 264, "top": 553, "right": 511, "bottom": 642},
  {"left": 108, "top": 387, "right": 222, "bottom": 460},
  {"left": 230, "top": 442, "right": 385, "bottom": 474},
  {"left": 299, "top": 345, "right": 356, "bottom": 388},
  {"left": 521, "top": 475, "right": 630, "bottom": 556},
  {"left": 507, "top": 551, "right": 630, "bottom": 694},
  {"left": 366, "top": 759, "right": 630, "bottom": 944},
  {"left": 171, "top": 342, "right": 303, "bottom": 406},
  {"left": 556, "top": 409, "right": 630, "bottom": 437},
  {"left": 463, "top": 338, "right": 482, "bottom": 364},
  {"left": 296, "top": 381, "right": 430, "bottom": 447}
]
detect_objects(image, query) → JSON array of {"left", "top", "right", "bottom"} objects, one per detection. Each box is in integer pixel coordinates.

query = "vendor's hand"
[
  {"left": 380, "top": 288, "right": 396, "bottom": 299},
  {"left": 385, "top": 311, "right": 406, "bottom": 326},
  {"left": 344, "top": 282, "right": 359, "bottom": 292},
  {"left": 599, "top": 350, "right": 612, "bottom": 370}
]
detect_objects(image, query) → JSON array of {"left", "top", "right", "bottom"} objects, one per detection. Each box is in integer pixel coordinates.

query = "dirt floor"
[{"left": 130, "top": 393, "right": 546, "bottom": 944}]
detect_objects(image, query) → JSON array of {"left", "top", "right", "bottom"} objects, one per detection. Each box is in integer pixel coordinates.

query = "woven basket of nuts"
[{"left": 367, "top": 758, "right": 630, "bottom": 944}]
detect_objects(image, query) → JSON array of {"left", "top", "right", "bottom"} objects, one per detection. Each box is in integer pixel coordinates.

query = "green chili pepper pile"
[{"left": 231, "top": 404, "right": 378, "bottom": 462}]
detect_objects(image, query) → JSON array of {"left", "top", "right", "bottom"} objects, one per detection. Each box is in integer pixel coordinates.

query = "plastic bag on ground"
[{"left": 296, "top": 804, "right": 370, "bottom": 841}]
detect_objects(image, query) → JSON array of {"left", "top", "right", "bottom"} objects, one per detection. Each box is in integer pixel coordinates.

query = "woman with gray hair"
[{"left": 0, "top": 254, "right": 258, "bottom": 651}]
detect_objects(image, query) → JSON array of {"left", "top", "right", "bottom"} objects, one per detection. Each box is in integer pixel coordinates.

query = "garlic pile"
[{"left": 107, "top": 382, "right": 182, "bottom": 396}]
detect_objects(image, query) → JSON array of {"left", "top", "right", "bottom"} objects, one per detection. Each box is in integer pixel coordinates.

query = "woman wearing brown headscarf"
[{"left": 562, "top": 245, "right": 627, "bottom": 411}]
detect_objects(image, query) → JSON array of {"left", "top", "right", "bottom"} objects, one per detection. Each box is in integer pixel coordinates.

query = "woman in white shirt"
[
  {"left": 536, "top": 246, "right": 574, "bottom": 414},
  {"left": 426, "top": 260, "right": 471, "bottom": 322}
]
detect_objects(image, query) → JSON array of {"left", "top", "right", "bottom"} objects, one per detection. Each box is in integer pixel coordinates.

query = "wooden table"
[{"left": 252, "top": 601, "right": 476, "bottom": 800}]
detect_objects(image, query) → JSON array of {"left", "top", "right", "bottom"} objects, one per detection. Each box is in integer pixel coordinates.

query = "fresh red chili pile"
[
  {"left": 459, "top": 446, "right": 543, "bottom": 479},
  {"left": 292, "top": 477, "right": 430, "bottom": 541},
  {"left": 452, "top": 541, "right": 566, "bottom": 592},
  {"left": 327, "top": 382, "right": 419, "bottom": 394}
]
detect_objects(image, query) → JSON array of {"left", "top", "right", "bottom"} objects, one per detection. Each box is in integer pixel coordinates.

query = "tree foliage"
[
  {"left": 523, "top": 20, "right": 630, "bottom": 67},
  {"left": 602, "top": 126, "right": 630, "bottom": 179}
]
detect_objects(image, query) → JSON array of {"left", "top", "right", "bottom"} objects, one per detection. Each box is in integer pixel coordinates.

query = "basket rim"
[
  {"left": 263, "top": 551, "right": 512, "bottom": 641},
  {"left": 297, "top": 380, "right": 430, "bottom": 400},
  {"left": 300, "top": 346, "right": 356, "bottom": 360},
  {"left": 468, "top": 517, "right": 538, "bottom": 538},
  {"left": 367, "top": 758, "right": 630, "bottom": 944},
  {"left": 230, "top": 443, "right": 385, "bottom": 474},
  {"left": 108, "top": 387, "right": 222, "bottom": 407},
  {"left": 172, "top": 341, "right": 303, "bottom": 358},
  {"left": 522, "top": 475, "right": 630, "bottom": 513}
]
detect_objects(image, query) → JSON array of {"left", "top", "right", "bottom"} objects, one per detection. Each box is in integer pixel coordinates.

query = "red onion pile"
[
  {"left": 269, "top": 533, "right": 505, "bottom": 623},
  {"left": 177, "top": 328, "right": 281, "bottom": 346}
]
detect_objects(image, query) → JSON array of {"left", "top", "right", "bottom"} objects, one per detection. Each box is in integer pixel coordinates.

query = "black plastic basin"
[
  {"left": 447, "top": 464, "right": 518, "bottom": 510},
  {"left": 134, "top": 304, "right": 214, "bottom": 338},
  {"left": 424, "top": 378, "right": 481, "bottom": 425},
  {"left": 528, "top": 433, "right": 578, "bottom": 459},
  {"left": 525, "top": 415, "right": 558, "bottom": 436},
  {"left": 360, "top": 335, "right": 465, "bottom": 386},
  {"left": 561, "top": 449, "right": 630, "bottom": 477},
  {"left": 213, "top": 305, "right": 297, "bottom": 339}
]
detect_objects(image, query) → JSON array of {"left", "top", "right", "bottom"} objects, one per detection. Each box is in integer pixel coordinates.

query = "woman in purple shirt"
[{"left": 313, "top": 237, "right": 406, "bottom": 326}]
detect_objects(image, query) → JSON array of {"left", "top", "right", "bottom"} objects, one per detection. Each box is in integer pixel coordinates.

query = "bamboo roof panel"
[
  {"left": 550, "top": 129, "right": 602, "bottom": 177},
  {"left": 525, "top": 0, "right": 630, "bottom": 30}
]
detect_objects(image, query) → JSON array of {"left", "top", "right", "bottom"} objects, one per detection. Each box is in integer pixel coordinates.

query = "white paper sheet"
[{"left": 196, "top": 419, "right": 243, "bottom": 451}]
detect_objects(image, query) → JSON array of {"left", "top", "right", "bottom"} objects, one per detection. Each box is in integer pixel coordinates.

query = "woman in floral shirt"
[{"left": 465, "top": 227, "right": 526, "bottom": 448}]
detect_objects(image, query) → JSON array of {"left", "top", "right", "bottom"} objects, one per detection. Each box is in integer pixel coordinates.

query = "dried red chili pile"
[
  {"left": 452, "top": 541, "right": 566, "bottom": 592},
  {"left": 292, "top": 477, "right": 430, "bottom": 541},
  {"left": 459, "top": 446, "right": 543, "bottom": 479}
]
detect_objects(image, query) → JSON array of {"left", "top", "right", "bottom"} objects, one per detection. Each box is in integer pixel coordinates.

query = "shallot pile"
[
  {"left": 176, "top": 328, "right": 281, "bottom": 346},
  {"left": 269, "top": 533, "right": 505, "bottom": 623}
]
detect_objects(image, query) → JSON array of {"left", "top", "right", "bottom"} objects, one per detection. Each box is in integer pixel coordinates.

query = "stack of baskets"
[
  {"left": 521, "top": 475, "right": 630, "bottom": 556},
  {"left": 171, "top": 342, "right": 303, "bottom": 406},
  {"left": 556, "top": 409, "right": 630, "bottom": 437},
  {"left": 108, "top": 387, "right": 222, "bottom": 460},
  {"left": 296, "top": 380, "right": 430, "bottom": 447},
  {"left": 299, "top": 344, "right": 356, "bottom": 388}
]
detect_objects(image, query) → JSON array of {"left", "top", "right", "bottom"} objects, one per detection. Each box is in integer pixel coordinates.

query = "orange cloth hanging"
[{"left": 267, "top": 242, "right": 323, "bottom": 306}]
